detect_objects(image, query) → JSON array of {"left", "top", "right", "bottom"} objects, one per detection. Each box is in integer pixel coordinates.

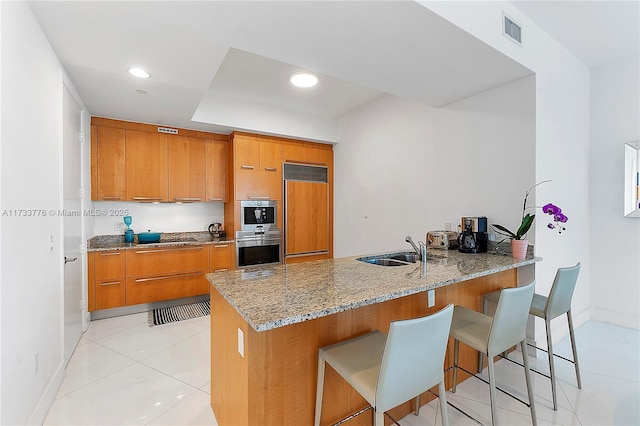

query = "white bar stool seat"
[
  {"left": 314, "top": 304, "right": 454, "bottom": 426},
  {"left": 481, "top": 263, "right": 582, "bottom": 411},
  {"left": 450, "top": 282, "right": 537, "bottom": 426}
]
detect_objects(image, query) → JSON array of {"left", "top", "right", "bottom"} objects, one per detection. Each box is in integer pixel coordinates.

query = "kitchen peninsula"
[{"left": 208, "top": 249, "right": 540, "bottom": 425}]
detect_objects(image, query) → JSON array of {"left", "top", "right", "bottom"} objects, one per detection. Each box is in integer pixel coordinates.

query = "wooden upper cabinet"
[
  {"left": 234, "top": 135, "right": 260, "bottom": 171},
  {"left": 168, "top": 136, "right": 205, "bottom": 202},
  {"left": 125, "top": 130, "right": 168, "bottom": 202},
  {"left": 91, "top": 126, "right": 126, "bottom": 201},
  {"left": 260, "top": 139, "right": 282, "bottom": 171},
  {"left": 233, "top": 134, "right": 282, "bottom": 200},
  {"left": 282, "top": 141, "right": 332, "bottom": 166},
  {"left": 205, "top": 139, "right": 227, "bottom": 202}
]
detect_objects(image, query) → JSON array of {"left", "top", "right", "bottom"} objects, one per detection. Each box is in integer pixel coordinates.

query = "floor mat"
[{"left": 149, "top": 300, "right": 210, "bottom": 326}]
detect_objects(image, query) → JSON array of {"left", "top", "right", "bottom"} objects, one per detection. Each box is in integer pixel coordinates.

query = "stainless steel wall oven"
[{"left": 235, "top": 229, "right": 282, "bottom": 268}]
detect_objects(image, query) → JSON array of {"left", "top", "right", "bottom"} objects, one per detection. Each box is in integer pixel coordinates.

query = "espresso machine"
[{"left": 458, "top": 216, "right": 488, "bottom": 253}]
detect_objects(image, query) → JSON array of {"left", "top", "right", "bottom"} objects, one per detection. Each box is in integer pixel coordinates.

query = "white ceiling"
[
  {"left": 512, "top": 0, "right": 639, "bottom": 68},
  {"left": 27, "top": 1, "right": 638, "bottom": 141}
]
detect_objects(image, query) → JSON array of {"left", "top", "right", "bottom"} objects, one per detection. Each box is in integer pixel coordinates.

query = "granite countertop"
[
  {"left": 87, "top": 231, "right": 234, "bottom": 252},
  {"left": 207, "top": 248, "right": 541, "bottom": 332}
]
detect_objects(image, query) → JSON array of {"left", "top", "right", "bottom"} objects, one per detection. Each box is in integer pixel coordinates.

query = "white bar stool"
[
  {"left": 449, "top": 282, "right": 537, "bottom": 426},
  {"left": 481, "top": 263, "right": 581, "bottom": 410},
  {"left": 314, "top": 304, "right": 454, "bottom": 426}
]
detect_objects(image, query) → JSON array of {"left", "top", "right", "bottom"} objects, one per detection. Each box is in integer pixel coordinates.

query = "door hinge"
[
  {"left": 79, "top": 187, "right": 85, "bottom": 198},
  {"left": 80, "top": 299, "right": 87, "bottom": 310},
  {"left": 79, "top": 132, "right": 85, "bottom": 143},
  {"left": 80, "top": 243, "right": 87, "bottom": 253}
]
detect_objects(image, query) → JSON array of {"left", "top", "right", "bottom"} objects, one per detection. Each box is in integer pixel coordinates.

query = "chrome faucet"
[
  {"left": 405, "top": 236, "right": 427, "bottom": 261},
  {"left": 405, "top": 236, "right": 420, "bottom": 256}
]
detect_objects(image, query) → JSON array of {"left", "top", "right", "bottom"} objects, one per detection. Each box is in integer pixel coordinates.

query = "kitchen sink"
[
  {"left": 360, "top": 258, "right": 410, "bottom": 267},
  {"left": 356, "top": 251, "right": 446, "bottom": 267}
]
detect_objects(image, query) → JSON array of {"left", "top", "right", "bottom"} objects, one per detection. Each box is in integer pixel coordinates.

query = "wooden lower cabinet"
[
  {"left": 125, "top": 272, "right": 209, "bottom": 305},
  {"left": 125, "top": 245, "right": 209, "bottom": 276},
  {"left": 210, "top": 243, "right": 232, "bottom": 273},
  {"left": 89, "top": 250, "right": 126, "bottom": 311},
  {"left": 90, "top": 244, "right": 226, "bottom": 311}
]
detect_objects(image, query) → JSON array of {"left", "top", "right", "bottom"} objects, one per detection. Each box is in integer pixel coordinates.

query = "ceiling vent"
[
  {"left": 157, "top": 127, "right": 178, "bottom": 135},
  {"left": 503, "top": 12, "right": 522, "bottom": 46}
]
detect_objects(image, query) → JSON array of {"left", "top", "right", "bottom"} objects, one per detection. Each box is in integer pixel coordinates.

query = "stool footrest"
[
  {"left": 527, "top": 342, "right": 578, "bottom": 364},
  {"left": 332, "top": 406, "right": 372, "bottom": 426},
  {"left": 454, "top": 364, "right": 533, "bottom": 408}
]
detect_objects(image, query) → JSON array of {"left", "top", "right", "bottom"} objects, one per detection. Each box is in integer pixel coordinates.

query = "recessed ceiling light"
[
  {"left": 290, "top": 72, "right": 318, "bottom": 88},
  {"left": 128, "top": 67, "right": 150, "bottom": 79}
]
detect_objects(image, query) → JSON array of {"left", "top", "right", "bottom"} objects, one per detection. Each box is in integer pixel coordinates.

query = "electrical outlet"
[
  {"left": 237, "top": 328, "right": 244, "bottom": 357},
  {"left": 427, "top": 290, "right": 435, "bottom": 307},
  {"left": 445, "top": 223, "right": 452, "bottom": 232}
]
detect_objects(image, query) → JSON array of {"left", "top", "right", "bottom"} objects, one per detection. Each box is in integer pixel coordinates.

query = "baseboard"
[
  {"left": 590, "top": 308, "right": 640, "bottom": 330},
  {"left": 27, "top": 361, "right": 65, "bottom": 424}
]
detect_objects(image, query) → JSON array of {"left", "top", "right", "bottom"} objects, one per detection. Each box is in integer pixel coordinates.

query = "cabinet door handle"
[
  {"left": 213, "top": 245, "right": 229, "bottom": 248},
  {"left": 208, "top": 198, "right": 223, "bottom": 201},
  {"left": 99, "top": 252, "right": 121, "bottom": 256},
  {"left": 100, "top": 196, "right": 122, "bottom": 200},
  {"left": 213, "top": 268, "right": 228, "bottom": 273},
  {"left": 134, "top": 272, "right": 202, "bottom": 283},
  {"left": 248, "top": 196, "right": 270, "bottom": 200},
  {"left": 173, "top": 197, "right": 201, "bottom": 202},
  {"left": 240, "top": 165, "right": 255, "bottom": 170},
  {"left": 132, "top": 197, "right": 164, "bottom": 201},
  {"left": 264, "top": 167, "right": 277, "bottom": 172},
  {"left": 100, "top": 281, "right": 121, "bottom": 286},
  {"left": 133, "top": 246, "right": 203, "bottom": 254}
]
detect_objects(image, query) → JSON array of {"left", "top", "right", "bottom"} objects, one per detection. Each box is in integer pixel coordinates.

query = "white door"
[{"left": 62, "top": 85, "right": 83, "bottom": 365}]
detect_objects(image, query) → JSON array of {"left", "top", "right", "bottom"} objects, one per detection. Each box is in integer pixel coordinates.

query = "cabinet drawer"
[
  {"left": 210, "top": 243, "right": 232, "bottom": 272},
  {"left": 125, "top": 272, "right": 209, "bottom": 305},
  {"left": 125, "top": 246, "right": 208, "bottom": 277},
  {"left": 94, "top": 250, "right": 125, "bottom": 280},
  {"left": 95, "top": 279, "right": 126, "bottom": 310}
]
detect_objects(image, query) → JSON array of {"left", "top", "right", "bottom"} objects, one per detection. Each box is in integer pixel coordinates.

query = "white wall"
[
  {"left": 0, "top": 2, "right": 77, "bottom": 423},
  {"left": 335, "top": 76, "right": 535, "bottom": 257},
  {"left": 91, "top": 201, "right": 224, "bottom": 236},
  {"left": 423, "top": 1, "right": 593, "bottom": 339},
  {"left": 589, "top": 58, "right": 640, "bottom": 328}
]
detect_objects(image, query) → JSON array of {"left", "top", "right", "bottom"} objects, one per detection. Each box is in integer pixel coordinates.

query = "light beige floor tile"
[
  {"left": 45, "top": 363, "right": 197, "bottom": 425},
  {"left": 147, "top": 389, "right": 217, "bottom": 425},
  {"left": 95, "top": 320, "right": 207, "bottom": 361},
  {"left": 83, "top": 312, "right": 148, "bottom": 341},
  {"left": 140, "top": 328, "right": 210, "bottom": 388},
  {"left": 56, "top": 340, "right": 134, "bottom": 398}
]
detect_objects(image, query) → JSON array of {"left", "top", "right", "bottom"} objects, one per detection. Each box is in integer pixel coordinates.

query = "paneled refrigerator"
[{"left": 283, "top": 163, "right": 330, "bottom": 263}]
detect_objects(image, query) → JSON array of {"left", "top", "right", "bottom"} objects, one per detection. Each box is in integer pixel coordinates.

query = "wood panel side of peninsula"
[{"left": 210, "top": 268, "right": 516, "bottom": 425}]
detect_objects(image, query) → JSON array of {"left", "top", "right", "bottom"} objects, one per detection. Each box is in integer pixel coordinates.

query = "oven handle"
[{"left": 236, "top": 239, "right": 282, "bottom": 248}]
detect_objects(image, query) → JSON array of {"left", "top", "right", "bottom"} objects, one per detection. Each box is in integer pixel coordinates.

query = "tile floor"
[{"left": 45, "top": 315, "right": 639, "bottom": 425}]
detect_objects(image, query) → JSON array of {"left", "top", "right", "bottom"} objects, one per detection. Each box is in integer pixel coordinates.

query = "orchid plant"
[{"left": 492, "top": 181, "right": 568, "bottom": 241}]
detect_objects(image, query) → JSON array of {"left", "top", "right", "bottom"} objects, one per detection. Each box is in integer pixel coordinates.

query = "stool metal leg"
[
  {"left": 438, "top": 381, "right": 450, "bottom": 426},
  {"left": 314, "top": 356, "right": 325, "bottom": 426},
  {"left": 487, "top": 356, "right": 498, "bottom": 425},
  {"left": 452, "top": 339, "right": 460, "bottom": 393},
  {"left": 414, "top": 395, "right": 420, "bottom": 416},
  {"left": 479, "top": 298, "right": 490, "bottom": 373},
  {"left": 567, "top": 310, "right": 582, "bottom": 389},
  {"left": 521, "top": 340, "right": 538, "bottom": 426},
  {"left": 544, "top": 319, "right": 558, "bottom": 410}
]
